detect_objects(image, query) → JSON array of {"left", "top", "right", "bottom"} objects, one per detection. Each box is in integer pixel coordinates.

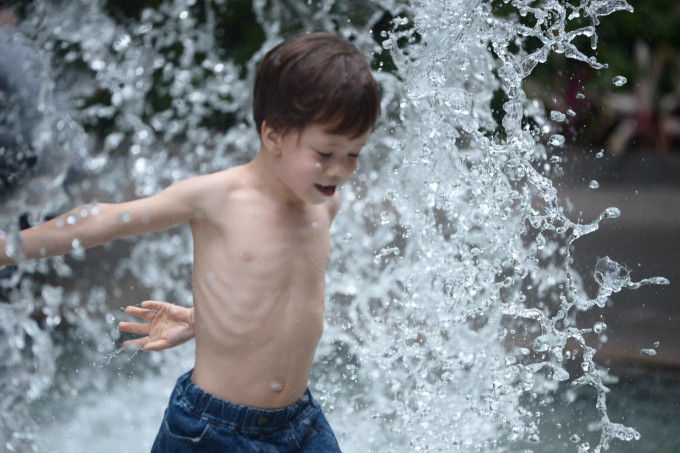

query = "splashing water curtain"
[{"left": 0, "top": 1, "right": 669, "bottom": 452}]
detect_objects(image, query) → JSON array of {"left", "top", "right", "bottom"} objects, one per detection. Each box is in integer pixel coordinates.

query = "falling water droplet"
[
  {"left": 90, "top": 59, "right": 106, "bottom": 71},
  {"left": 602, "top": 207, "right": 621, "bottom": 218},
  {"left": 589, "top": 180, "right": 599, "bottom": 189},
  {"left": 639, "top": 349, "right": 657, "bottom": 356},
  {"left": 550, "top": 110, "right": 566, "bottom": 122},
  {"left": 593, "top": 322, "right": 607, "bottom": 334},
  {"left": 548, "top": 134, "right": 566, "bottom": 147},
  {"left": 594, "top": 256, "right": 630, "bottom": 292},
  {"left": 71, "top": 239, "right": 85, "bottom": 259},
  {"left": 612, "top": 75, "right": 627, "bottom": 87}
]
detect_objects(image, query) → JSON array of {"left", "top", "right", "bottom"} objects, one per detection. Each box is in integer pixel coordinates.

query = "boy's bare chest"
[
  {"left": 203, "top": 203, "right": 331, "bottom": 272},
  {"left": 240, "top": 214, "right": 328, "bottom": 260}
]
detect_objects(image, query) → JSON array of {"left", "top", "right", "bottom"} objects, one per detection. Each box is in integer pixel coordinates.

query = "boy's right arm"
[{"left": 0, "top": 175, "right": 214, "bottom": 266}]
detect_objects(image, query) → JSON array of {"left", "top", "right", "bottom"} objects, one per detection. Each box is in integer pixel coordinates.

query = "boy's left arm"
[{"left": 118, "top": 300, "right": 195, "bottom": 351}]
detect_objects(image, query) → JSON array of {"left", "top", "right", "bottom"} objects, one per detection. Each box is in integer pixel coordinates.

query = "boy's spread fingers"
[
  {"left": 141, "top": 300, "right": 168, "bottom": 311},
  {"left": 143, "top": 339, "right": 169, "bottom": 351},
  {"left": 124, "top": 305, "right": 156, "bottom": 321},
  {"left": 118, "top": 321, "right": 151, "bottom": 335}
]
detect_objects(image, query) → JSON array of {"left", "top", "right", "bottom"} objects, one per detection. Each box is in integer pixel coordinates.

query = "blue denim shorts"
[{"left": 151, "top": 369, "right": 342, "bottom": 452}]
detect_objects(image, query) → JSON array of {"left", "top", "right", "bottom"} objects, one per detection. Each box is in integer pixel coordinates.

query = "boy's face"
[{"left": 273, "top": 123, "right": 370, "bottom": 205}]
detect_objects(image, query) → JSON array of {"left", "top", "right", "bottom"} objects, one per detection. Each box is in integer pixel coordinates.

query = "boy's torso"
[{"left": 186, "top": 165, "right": 332, "bottom": 409}]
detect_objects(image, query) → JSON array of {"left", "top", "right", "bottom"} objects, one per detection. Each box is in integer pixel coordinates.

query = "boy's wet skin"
[
  {"left": 186, "top": 123, "right": 369, "bottom": 409},
  {"left": 190, "top": 169, "right": 329, "bottom": 408}
]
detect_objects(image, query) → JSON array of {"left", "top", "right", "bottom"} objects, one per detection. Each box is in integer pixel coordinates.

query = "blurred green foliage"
[
  {"left": 525, "top": 0, "right": 680, "bottom": 154},
  {"left": 2, "top": 0, "right": 677, "bottom": 154}
]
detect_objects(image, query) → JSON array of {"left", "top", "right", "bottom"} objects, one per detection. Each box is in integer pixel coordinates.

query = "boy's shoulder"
[
  {"left": 168, "top": 165, "right": 252, "bottom": 213},
  {"left": 178, "top": 165, "right": 339, "bottom": 220},
  {"left": 180, "top": 166, "right": 248, "bottom": 194}
]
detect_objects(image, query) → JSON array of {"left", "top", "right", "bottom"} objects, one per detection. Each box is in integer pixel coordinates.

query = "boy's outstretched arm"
[
  {"left": 118, "top": 300, "right": 195, "bottom": 351},
  {"left": 0, "top": 177, "right": 207, "bottom": 266}
]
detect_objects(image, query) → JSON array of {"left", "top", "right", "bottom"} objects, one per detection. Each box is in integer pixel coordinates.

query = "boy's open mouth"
[{"left": 315, "top": 184, "right": 336, "bottom": 196}]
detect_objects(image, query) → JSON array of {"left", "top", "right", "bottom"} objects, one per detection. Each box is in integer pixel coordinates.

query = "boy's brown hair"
[{"left": 253, "top": 32, "right": 380, "bottom": 138}]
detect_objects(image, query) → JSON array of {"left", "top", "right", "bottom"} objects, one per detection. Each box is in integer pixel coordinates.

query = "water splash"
[
  {"left": 0, "top": 0, "right": 669, "bottom": 452},
  {"left": 612, "top": 75, "right": 627, "bottom": 86}
]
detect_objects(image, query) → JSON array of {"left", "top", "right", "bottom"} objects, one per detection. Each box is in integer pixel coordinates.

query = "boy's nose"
[{"left": 326, "top": 163, "right": 347, "bottom": 179}]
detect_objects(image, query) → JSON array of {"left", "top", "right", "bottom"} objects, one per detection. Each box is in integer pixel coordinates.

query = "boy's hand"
[{"left": 118, "top": 300, "right": 195, "bottom": 351}]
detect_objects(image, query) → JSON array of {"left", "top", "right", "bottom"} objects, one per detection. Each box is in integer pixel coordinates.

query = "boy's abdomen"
[{"left": 190, "top": 289, "right": 325, "bottom": 409}]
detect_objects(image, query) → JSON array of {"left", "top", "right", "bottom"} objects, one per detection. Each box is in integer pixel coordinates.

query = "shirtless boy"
[{"left": 0, "top": 32, "right": 380, "bottom": 452}]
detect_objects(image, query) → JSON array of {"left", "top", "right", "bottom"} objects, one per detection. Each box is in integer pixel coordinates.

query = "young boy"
[{"left": 0, "top": 32, "right": 380, "bottom": 452}]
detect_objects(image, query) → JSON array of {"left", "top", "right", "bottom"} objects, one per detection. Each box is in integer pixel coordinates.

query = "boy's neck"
[{"left": 247, "top": 148, "right": 308, "bottom": 210}]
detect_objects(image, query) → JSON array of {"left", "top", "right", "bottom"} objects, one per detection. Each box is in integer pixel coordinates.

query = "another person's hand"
[{"left": 118, "top": 300, "right": 195, "bottom": 351}]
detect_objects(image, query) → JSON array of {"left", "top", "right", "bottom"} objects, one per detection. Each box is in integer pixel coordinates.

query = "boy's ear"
[{"left": 261, "top": 121, "right": 283, "bottom": 154}]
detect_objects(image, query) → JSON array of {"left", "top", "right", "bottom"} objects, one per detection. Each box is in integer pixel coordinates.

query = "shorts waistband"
[{"left": 173, "top": 369, "right": 317, "bottom": 433}]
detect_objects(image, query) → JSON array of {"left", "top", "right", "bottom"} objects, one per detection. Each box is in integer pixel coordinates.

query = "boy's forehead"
[
  {"left": 307, "top": 123, "right": 370, "bottom": 141},
  {"left": 303, "top": 124, "right": 370, "bottom": 148}
]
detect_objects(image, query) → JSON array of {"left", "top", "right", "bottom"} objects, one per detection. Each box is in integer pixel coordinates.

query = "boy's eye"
[
  {"left": 316, "top": 151, "right": 332, "bottom": 159},
  {"left": 348, "top": 154, "right": 360, "bottom": 160}
]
